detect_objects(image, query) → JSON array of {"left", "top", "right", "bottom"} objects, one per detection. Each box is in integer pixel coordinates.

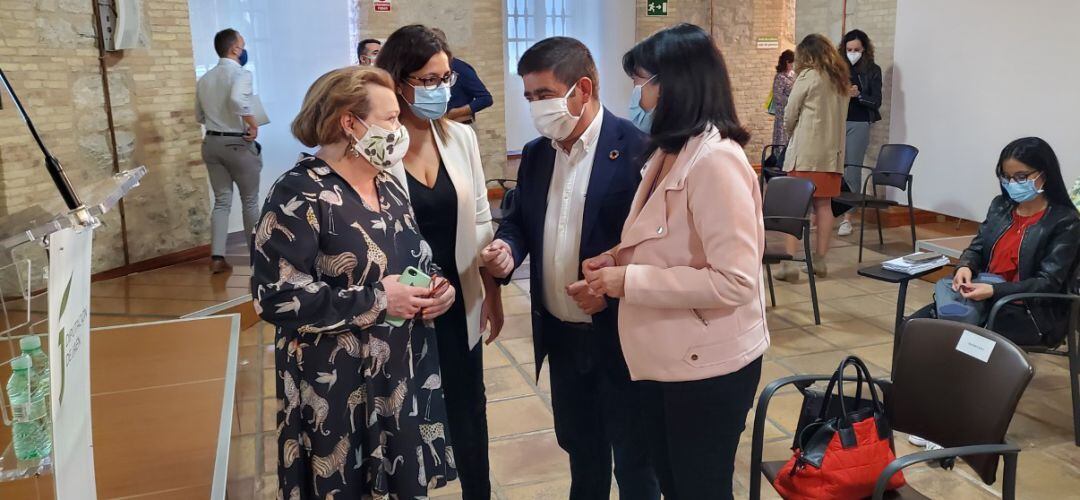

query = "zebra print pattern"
[
  {"left": 254, "top": 211, "right": 295, "bottom": 261},
  {"left": 329, "top": 333, "right": 362, "bottom": 364},
  {"left": 315, "top": 251, "right": 358, "bottom": 286},
  {"left": 371, "top": 378, "right": 408, "bottom": 430},
  {"left": 282, "top": 438, "right": 300, "bottom": 469},
  {"left": 309, "top": 435, "right": 349, "bottom": 496}
]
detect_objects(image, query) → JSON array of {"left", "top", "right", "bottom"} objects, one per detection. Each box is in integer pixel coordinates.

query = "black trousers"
[
  {"left": 543, "top": 314, "right": 660, "bottom": 500},
  {"left": 638, "top": 357, "right": 763, "bottom": 500},
  {"left": 434, "top": 291, "right": 490, "bottom": 499}
]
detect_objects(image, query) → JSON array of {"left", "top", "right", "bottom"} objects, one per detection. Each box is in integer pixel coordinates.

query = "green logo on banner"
[{"left": 647, "top": 0, "right": 668, "bottom": 16}]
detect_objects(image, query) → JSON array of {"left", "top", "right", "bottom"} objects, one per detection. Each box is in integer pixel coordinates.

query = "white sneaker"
[
  {"left": 907, "top": 434, "right": 929, "bottom": 447},
  {"left": 907, "top": 434, "right": 943, "bottom": 450},
  {"left": 837, "top": 220, "right": 853, "bottom": 236}
]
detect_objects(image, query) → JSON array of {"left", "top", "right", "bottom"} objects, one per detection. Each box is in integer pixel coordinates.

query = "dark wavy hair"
[
  {"left": 375, "top": 25, "right": 452, "bottom": 137},
  {"left": 622, "top": 23, "right": 749, "bottom": 153},
  {"left": 996, "top": 137, "right": 1077, "bottom": 211},
  {"left": 839, "top": 29, "right": 875, "bottom": 68},
  {"left": 776, "top": 49, "right": 794, "bottom": 73}
]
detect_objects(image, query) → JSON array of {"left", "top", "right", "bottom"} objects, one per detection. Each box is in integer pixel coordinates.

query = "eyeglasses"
[
  {"left": 999, "top": 171, "right": 1042, "bottom": 183},
  {"left": 406, "top": 72, "right": 457, "bottom": 90}
]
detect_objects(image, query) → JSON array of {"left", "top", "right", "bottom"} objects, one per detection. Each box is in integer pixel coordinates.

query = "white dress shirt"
[
  {"left": 542, "top": 109, "right": 604, "bottom": 324},
  {"left": 195, "top": 58, "right": 254, "bottom": 133}
]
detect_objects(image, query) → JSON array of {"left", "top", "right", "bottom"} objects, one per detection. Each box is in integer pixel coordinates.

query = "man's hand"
[
  {"left": 243, "top": 115, "right": 259, "bottom": 142},
  {"left": 447, "top": 105, "right": 474, "bottom": 123},
  {"left": 482, "top": 239, "right": 514, "bottom": 279},
  {"left": 567, "top": 280, "right": 607, "bottom": 315},
  {"left": 959, "top": 282, "right": 994, "bottom": 302}
]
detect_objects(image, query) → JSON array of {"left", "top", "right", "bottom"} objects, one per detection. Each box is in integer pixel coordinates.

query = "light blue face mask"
[
  {"left": 1000, "top": 172, "right": 1043, "bottom": 203},
  {"left": 629, "top": 75, "right": 657, "bottom": 133},
  {"left": 407, "top": 84, "right": 451, "bottom": 120}
]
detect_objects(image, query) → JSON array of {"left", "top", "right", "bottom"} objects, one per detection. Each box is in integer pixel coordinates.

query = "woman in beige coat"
[{"left": 777, "top": 34, "right": 850, "bottom": 281}]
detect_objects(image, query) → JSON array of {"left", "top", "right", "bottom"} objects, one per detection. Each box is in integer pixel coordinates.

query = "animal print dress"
[{"left": 251, "top": 154, "right": 457, "bottom": 499}]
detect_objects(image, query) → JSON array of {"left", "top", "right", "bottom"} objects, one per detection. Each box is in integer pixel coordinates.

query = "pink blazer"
[{"left": 614, "top": 127, "right": 770, "bottom": 382}]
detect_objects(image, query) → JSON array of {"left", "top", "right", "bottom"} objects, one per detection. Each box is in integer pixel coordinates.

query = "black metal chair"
[
  {"left": 485, "top": 178, "right": 517, "bottom": 224},
  {"left": 762, "top": 176, "right": 820, "bottom": 325},
  {"left": 758, "top": 143, "right": 787, "bottom": 193},
  {"left": 987, "top": 262, "right": 1080, "bottom": 446},
  {"left": 833, "top": 144, "right": 919, "bottom": 262},
  {"left": 750, "top": 319, "right": 1034, "bottom": 499}
]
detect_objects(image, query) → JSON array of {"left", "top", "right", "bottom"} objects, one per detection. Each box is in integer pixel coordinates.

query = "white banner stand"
[{"left": 47, "top": 227, "right": 96, "bottom": 499}]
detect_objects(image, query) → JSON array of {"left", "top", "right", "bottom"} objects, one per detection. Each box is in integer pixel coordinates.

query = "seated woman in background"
[{"left": 911, "top": 137, "right": 1079, "bottom": 347}]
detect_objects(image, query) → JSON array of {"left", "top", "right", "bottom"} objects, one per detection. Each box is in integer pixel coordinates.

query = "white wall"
[
  {"left": 188, "top": 0, "right": 353, "bottom": 234},
  {"left": 890, "top": 0, "right": 1080, "bottom": 220},
  {"left": 504, "top": 0, "right": 638, "bottom": 151}
]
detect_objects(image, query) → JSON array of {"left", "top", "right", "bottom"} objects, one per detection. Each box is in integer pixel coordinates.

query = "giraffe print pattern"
[{"left": 253, "top": 155, "right": 455, "bottom": 498}]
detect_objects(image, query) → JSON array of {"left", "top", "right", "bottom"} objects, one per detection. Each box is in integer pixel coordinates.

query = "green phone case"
[{"left": 385, "top": 266, "right": 431, "bottom": 327}]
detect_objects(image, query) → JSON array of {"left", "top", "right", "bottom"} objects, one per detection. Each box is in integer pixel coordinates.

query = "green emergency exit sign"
[{"left": 647, "top": 0, "right": 668, "bottom": 16}]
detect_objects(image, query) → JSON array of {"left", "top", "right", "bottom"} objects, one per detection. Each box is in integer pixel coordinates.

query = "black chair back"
[
  {"left": 763, "top": 176, "right": 814, "bottom": 238},
  {"left": 890, "top": 319, "right": 1033, "bottom": 484},
  {"left": 871, "top": 144, "right": 919, "bottom": 190}
]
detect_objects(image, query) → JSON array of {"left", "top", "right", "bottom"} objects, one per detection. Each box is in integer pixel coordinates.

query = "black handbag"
[{"left": 790, "top": 356, "right": 888, "bottom": 450}]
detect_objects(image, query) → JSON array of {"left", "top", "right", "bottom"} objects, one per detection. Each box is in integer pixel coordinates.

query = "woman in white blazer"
[{"left": 377, "top": 25, "right": 500, "bottom": 500}]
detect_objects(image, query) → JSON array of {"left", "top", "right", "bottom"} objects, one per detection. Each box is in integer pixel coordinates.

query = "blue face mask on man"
[
  {"left": 238, "top": 49, "right": 249, "bottom": 66},
  {"left": 407, "top": 84, "right": 451, "bottom": 120},
  {"left": 1000, "top": 172, "right": 1043, "bottom": 203},
  {"left": 629, "top": 75, "right": 657, "bottom": 133}
]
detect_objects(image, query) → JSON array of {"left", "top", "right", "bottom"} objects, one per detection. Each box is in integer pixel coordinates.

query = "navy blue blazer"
[{"left": 495, "top": 108, "right": 648, "bottom": 378}]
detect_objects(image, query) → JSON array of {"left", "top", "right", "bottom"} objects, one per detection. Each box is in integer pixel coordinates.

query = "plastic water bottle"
[
  {"left": 20, "top": 336, "right": 52, "bottom": 452},
  {"left": 6, "top": 354, "right": 50, "bottom": 460}
]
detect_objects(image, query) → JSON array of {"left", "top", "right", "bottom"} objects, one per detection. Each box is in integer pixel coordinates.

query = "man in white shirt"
[
  {"left": 195, "top": 28, "right": 261, "bottom": 274},
  {"left": 482, "top": 38, "right": 659, "bottom": 500}
]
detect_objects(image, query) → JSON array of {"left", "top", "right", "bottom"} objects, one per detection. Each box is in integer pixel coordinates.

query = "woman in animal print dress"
[{"left": 251, "top": 66, "right": 458, "bottom": 499}]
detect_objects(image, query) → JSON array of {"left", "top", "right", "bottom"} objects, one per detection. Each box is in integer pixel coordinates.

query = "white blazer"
[{"left": 389, "top": 120, "right": 495, "bottom": 349}]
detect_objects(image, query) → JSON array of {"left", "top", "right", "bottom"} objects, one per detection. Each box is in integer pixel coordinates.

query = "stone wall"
[
  {"left": 635, "top": 0, "right": 797, "bottom": 161},
  {"left": 797, "top": 0, "right": 898, "bottom": 166},
  {"left": 352, "top": 0, "right": 507, "bottom": 178},
  {"left": 0, "top": 0, "right": 209, "bottom": 271}
]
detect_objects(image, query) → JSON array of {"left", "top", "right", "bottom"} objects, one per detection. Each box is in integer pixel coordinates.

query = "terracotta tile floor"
[{"left": 225, "top": 221, "right": 1080, "bottom": 499}]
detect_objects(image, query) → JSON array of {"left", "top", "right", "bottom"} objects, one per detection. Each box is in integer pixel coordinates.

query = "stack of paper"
[{"left": 882, "top": 255, "right": 950, "bottom": 275}]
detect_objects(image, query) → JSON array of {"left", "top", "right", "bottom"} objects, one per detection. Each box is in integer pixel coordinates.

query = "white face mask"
[
  {"left": 528, "top": 83, "right": 581, "bottom": 141},
  {"left": 349, "top": 115, "right": 410, "bottom": 171},
  {"left": 847, "top": 51, "right": 862, "bottom": 65}
]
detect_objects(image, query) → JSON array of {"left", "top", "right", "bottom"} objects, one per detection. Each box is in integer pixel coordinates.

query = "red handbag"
[{"left": 773, "top": 356, "right": 906, "bottom": 499}]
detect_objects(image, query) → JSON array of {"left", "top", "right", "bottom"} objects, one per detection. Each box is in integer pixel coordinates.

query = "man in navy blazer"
[{"left": 483, "top": 38, "right": 658, "bottom": 500}]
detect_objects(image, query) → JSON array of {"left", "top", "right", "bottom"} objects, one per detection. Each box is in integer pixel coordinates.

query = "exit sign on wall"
[{"left": 647, "top": 0, "right": 668, "bottom": 16}]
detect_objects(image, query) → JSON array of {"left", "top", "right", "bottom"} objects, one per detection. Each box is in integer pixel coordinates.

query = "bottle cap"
[
  {"left": 19, "top": 336, "right": 42, "bottom": 352},
  {"left": 11, "top": 354, "right": 31, "bottom": 370}
]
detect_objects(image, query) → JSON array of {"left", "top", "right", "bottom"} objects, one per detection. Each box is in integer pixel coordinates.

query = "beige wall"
[
  {"left": 353, "top": 0, "right": 507, "bottom": 178},
  {"left": 0, "top": 0, "right": 210, "bottom": 271},
  {"left": 635, "top": 0, "right": 797, "bottom": 161},
  {"left": 797, "top": 0, "right": 898, "bottom": 166}
]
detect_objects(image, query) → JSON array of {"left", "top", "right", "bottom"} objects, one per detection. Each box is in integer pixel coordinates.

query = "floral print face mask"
[{"left": 349, "top": 115, "right": 410, "bottom": 171}]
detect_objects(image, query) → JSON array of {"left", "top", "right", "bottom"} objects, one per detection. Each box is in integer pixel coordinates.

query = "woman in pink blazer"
[{"left": 584, "top": 24, "right": 770, "bottom": 500}]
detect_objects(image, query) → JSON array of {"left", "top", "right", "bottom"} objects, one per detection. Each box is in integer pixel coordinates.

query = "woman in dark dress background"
[
  {"left": 378, "top": 25, "right": 500, "bottom": 500},
  {"left": 252, "top": 66, "right": 458, "bottom": 499}
]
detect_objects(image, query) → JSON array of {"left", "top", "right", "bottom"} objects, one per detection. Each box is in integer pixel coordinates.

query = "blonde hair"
[
  {"left": 291, "top": 66, "right": 395, "bottom": 148},
  {"left": 795, "top": 34, "right": 850, "bottom": 96}
]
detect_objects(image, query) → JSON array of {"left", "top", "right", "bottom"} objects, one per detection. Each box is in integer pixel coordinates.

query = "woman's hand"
[
  {"left": 582, "top": 252, "right": 615, "bottom": 282},
  {"left": 951, "top": 267, "right": 973, "bottom": 292},
  {"left": 848, "top": 84, "right": 860, "bottom": 98},
  {"left": 481, "top": 288, "right": 505, "bottom": 344},
  {"left": 422, "top": 276, "right": 456, "bottom": 320},
  {"left": 381, "top": 275, "right": 436, "bottom": 320},
  {"left": 959, "top": 282, "right": 994, "bottom": 302},
  {"left": 585, "top": 266, "right": 627, "bottom": 298},
  {"left": 567, "top": 280, "right": 607, "bottom": 315}
]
